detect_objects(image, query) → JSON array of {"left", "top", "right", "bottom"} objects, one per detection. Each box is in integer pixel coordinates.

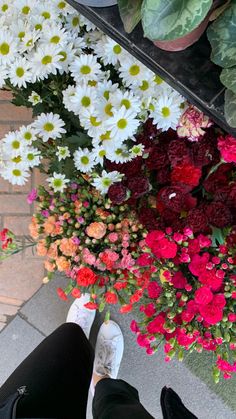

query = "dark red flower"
[
  {"left": 184, "top": 208, "right": 208, "bottom": 233},
  {"left": 191, "top": 135, "right": 220, "bottom": 168},
  {"left": 147, "top": 313, "right": 166, "bottom": 334},
  {"left": 152, "top": 237, "right": 177, "bottom": 259},
  {"left": 105, "top": 157, "right": 142, "bottom": 177},
  {"left": 156, "top": 167, "right": 171, "bottom": 185},
  {"left": 127, "top": 176, "right": 150, "bottom": 199},
  {"left": 205, "top": 202, "right": 232, "bottom": 228},
  {"left": 108, "top": 183, "right": 128, "bottom": 204},
  {"left": 171, "top": 164, "right": 202, "bottom": 187},
  {"left": 146, "top": 145, "right": 169, "bottom": 170},
  {"left": 138, "top": 207, "right": 160, "bottom": 231},
  {"left": 168, "top": 139, "right": 191, "bottom": 166},
  {"left": 157, "top": 186, "right": 196, "bottom": 214},
  {"left": 199, "top": 303, "right": 223, "bottom": 325}
]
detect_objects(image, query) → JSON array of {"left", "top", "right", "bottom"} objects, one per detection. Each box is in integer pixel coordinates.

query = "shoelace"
[{"left": 96, "top": 338, "right": 117, "bottom": 376}]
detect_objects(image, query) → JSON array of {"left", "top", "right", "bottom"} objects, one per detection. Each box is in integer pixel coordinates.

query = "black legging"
[{"left": 0, "top": 323, "right": 154, "bottom": 418}]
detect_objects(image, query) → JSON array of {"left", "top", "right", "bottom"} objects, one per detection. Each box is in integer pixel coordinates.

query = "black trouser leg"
[
  {"left": 0, "top": 323, "right": 94, "bottom": 418},
  {"left": 92, "top": 378, "right": 155, "bottom": 419}
]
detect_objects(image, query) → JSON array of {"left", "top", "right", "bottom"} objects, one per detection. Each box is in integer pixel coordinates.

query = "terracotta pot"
[
  {"left": 153, "top": 0, "right": 223, "bottom": 51},
  {"left": 73, "top": 0, "right": 117, "bottom": 6}
]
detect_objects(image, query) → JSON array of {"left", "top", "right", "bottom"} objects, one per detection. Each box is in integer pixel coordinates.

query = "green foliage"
[
  {"left": 117, "top": 0, "right": 142, "bottom": 33},
  {"left": 220, "top": 67, "right": 236, "bottom": 94},
  {"left": 207, "top": 0, "right": 236, "bottom": 68},
  {"left": 224, "top": 88, "right": 236, "bottom": 128},
  {"left": 141, "top": 0, "right": 213, "bottom": 41}
]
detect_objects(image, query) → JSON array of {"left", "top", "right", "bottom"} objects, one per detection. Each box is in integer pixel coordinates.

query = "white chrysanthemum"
[
  {"left": 91, "top": 146, "right": 107, "bottom": 165},
  {"left": 130, "top": 143, "right": 145, "bottom": 158},
  {"left": 132, "top": 75, "right": 156, "bottom": 100},
  {"left": 23, "top": 147, "right": 41, "bottom": 168},
  {"left": 30, "top": 44, "right": 62, "bottom": 81},
  {"left": 119, "top": 58, "right": 147, "bottom": 87},
  {"left": 56, "top": 146, "right": 70, "bottom": 161},
  {"left": 0, "top": 30, "right": 18, "bottom": 64},
  {"left": 2, "top": 131, "right": 26, "bottom": 158},
  {"left": 47, "top": 172, "right": 69, "bottom": 192},
  {"left": 34, "top": 2, "right": 58, "bottom": 22},
  {"left": 57, "top": 43, "right": 76, "bottom": 74},
  {"left": 19, "top": 30, "right": 40, "bottom": 53},
  {"left": 92, "top": 170, "right": 123, "bottom": 194},
  {"left": 105, "top": 107, "right": 140, "bottom": 142},
  {"left": 110, "top": 90, "right": 141, "bottom": 114},
  {"left": 0, "top": 65, "right": 8, "bottom": 88},
  {"left": 96, "top": 97, "right": 115, "bottom": 122},
  {"left": 69, "top": 54, "right": 101, "bottom": 83},
  {"left": 62, "top": 85, "right": 77, "bottom": 112},
  {"left": 40, "top": 23, "right": 68, "bottom": 46},
  {"left": 9, "top": 57, "right": 32, "bottom": 88},
  {"left": 74, "top": 148, "right": 95, "bottom": 173},
  {"left": 53, "top": 0, "right": 74, "bottom": 16},
  {"left": 94, "top": 35, "right": 124, "bottom": 66},
  {"left": 30, "top": 15, "right": 47, "bottom": 34},
  {"left": 78, "top": 107, "right": 103, "bottom": 138},
  {"left": 153, "top": 75, "right": 172, "bottom": 96},
  {"left": 84, "top": 29, "right": 104, "bottom": 49},
  {"left": 11, "top": 19, "right": 29, "bottom": 41},
  {"left": 150, "top": 93, "right": 182, "bottom": 131},
  {"left": 28, "top": 91, "right": 42, "bottom": 106},
  {"left": 0, "top": 0, "right": 11, "bottom": 15},
  {"left": 64, "top": 13, "right": 83, "bottom": 34},
  {"left": 19, "top": 124, "right": 37, "bottom": 144},
  {"left": 71, "top": 84, "right": 97, "bottom": 114},
  {"left": 92, "top": 127, "right": 119, "bottom": 152},
  {"left": 80, "top": 15, "right": 96, "bottom": 32},
  {"left": 96, "top": 80, "right": 119, "bottom": 102},
  {"left": 1, "top": 163, "right": 30, "bottom": 185},
  {"left": 15, "top": 0, "right": 36, "bottom": 16},
  {"left": 70, "top": 35, "right": 86, "bottom": 55},
  {"left": 106, "top": 145, "right": 132, "bottom": 164},
  {"left": 33, "top": 113, "right": 66, "bottom": 142}
]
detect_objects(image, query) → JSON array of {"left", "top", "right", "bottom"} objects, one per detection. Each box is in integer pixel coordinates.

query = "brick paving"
[{"left": 0, "top": 90, "right": 45, "bottom": 331}]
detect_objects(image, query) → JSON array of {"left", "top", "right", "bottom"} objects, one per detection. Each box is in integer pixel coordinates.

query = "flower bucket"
[{"left": 73, "top": 0, "right": 117, "bottom": 6}]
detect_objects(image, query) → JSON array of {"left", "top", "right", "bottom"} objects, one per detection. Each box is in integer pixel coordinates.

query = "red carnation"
[
  {"left": 145, "top": 230, "right": 165, "bottom": 248},
  {"left": 105, "top": 291, "right": 118, "bottom": 304},
  {"left": 194, "top": 286, "right": 213, "bottom": 305},
  {"left": 77, "top": 267, "right": 97, "bottom": 287},
  {"left": 71, "top": 288, "right": 81, "bottom": 299},
  {"left": 147, "top": 313, "right": 166, "bottom": 334},
  {"left": 184, "top": 208, "right": 208, "bottom": 234},
  {"left": 156, "top": 167, "right": 171, "bottom": 185},
  {"left": 205, "top": 202, "right": 232, "bottom": 228},
  {"left": 137, "top": 253, "right": 155, "bottom": 267},
  {"left": 146, "top": 145, "right": 169, "bottom": 170},
  {"left": 105, "top": 157, "right": 142, "bottom": 177},
  {"left": 138, "top": 207, "right": 160, "bottom": 231},
  {"left": 108, "top": 183, "right": 128, "bottom": 204},
  {"left": 218, "top": 134, "right": 236, "bottom": 163},
  {"left": 171, "top": 164, "right": 202, "bottom": 187},
  {"left": 127, "top": 176, "right": 150, "bottom": 199},
  {"left": 120, "top": 304, "right": 133, "bottom": 313},
  {"left": 84, "top": 301, "right": 98, "bottom": 310},
  {"left": 144, "top": 303, "right": 156, "bottom": 317},
  {"left": 171, "top": 271, "right": 188, "bottom": 289},
  {"left": 168, "top": 139, "right": 191, "bottom": 167},
  {"left": 199, "top": 303, "right": 223, "bottom": 325},
  {"left": 192, "top": 135, "right": 220, "bottom": 168},
  {"left": 157, "top": 186, "right": 196, "bottom": 214},
  {"left": 152, "top": 237, "right": 177, "bottom": 259},
  {"left": 147, "top": 281, "right": 162, "bottom": 298},
  {"left": 57, "top": 287, "right": 68, "bottom": 301}
]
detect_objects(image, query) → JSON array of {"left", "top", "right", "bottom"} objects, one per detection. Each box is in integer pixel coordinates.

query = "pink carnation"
[
  {"left": 27, "top": 188, "right": 37, "bottom": 204},
  {"left": 218, "top": 134, "right": 236, "bottom": 163}
]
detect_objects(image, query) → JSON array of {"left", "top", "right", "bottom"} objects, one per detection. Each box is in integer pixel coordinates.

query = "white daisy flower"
[
  {"left": 73, "top": 147, "right": 95, "bottom": 173},
  {"left": 33, "top": 113, "right": 66, "bottom": 142},
  {"left": 47, "top": 172, "right": 69, "bottom": 192},
  {"left": 1, "top": 163, "right": 30, "bottom": 185},
  {"left": 130, "top": 143, "right": 145, "bottom": 157},
  {"left": 106, "top": 145, "right": 132, "bottom": 164},
  {"left": 71, "top": 84, "right": 97, "bottom": 114},
  {"left": 34, "top": 2, "right": 58, "bottom": 22},
  {"left": 69, "top": 54, "right": 101, "bottom": 83},
  {"left": 132, "top": 76, "right": 156, "bottom": 100},
  {"left": 80, "top": 15, "right": 96, "bottom": 32},
  {"left": 153, "top": 75, "right": 172, "bottom": 95},
  {"left": 119, "top": 58, "right": 147, "bottom": 87},
  {"left": 64, "top": 13, "right": 83, "bottom": 34},
  {"left": 9, "top": 57, "right": 32, "bottom": 88},
  {"left": 54, "top": 0, "right": 74, "bottom": 16},
  {"left": 91, "top": 146, "right": 107, "bottom": 165},
  {"left": 110, "top": 90, "right": 141, "bottom": 114},
  {"left": 30, "top": 15, "right": 47, "bottom": 33},
  {"left": 0, "top": 0, "right": 11, "bottom": 15},
  {"left": 19, "top": 124, "right": 37, "bottom": 144},
  {"left": 78, "top": 107, "right": 102, "bottom": 138},
  {"left": 30, "top": 44, "right": 62, "bottom": 81},
  {"left": 62, "top": 85, "right": 77, "bottom": 112},
  {"left": 24, "top": 147, "right": 41, "bottom": 168},
  {"left": 92, "top": 128, "right": 119, "bottom": 151},
  {"left": 96, "top": 97, "right": 115, "bottom": 122},
  {"left": 2, "top": 131, "right": 26, "bottom": 158},
  {"left": 105, "top": 106, "right": 140, "bottom": 142},
  {"left": 150, "top": 93, "right": 182, "bottom": 131},
  {"left": 0, "top": 30, "right": 18, "bottom": 64},
  {"left": 57, "top": 43, "right": 76, "bottom": 74},
  {"left": 92, "top": 170, "right": 123, "bottom": 194},
  {"left": 96, "top": 80, "right": 119, "bottom": 101},
  {"left": 56, "top": 145, "right": 70, "bottom": 161},
  {"left": 11, "top": 19, "right": 28, "bottom": 41},
  {"left": 70, "top": 35, "right": 86, "bottom": 55},
  {"left": 84, "top": 29, "right": 104, "bottom": 49},
  {"left": 94, "top": 35, "right": 123, "bottom": 66},
  {"left": 0, "top": 65, "right": 8, "bottom": 88},
  {"left": 15, "top": 0, "right": 36, "bottom": 16},
  {"left": 20, "top": 30, "right": 40, "bottom": 53},
  {"left": 40, "top": 23, "right": 68, "bottom": 46},
  {"left": 28, "top": 91, "right": 42, "bottom": 106}
]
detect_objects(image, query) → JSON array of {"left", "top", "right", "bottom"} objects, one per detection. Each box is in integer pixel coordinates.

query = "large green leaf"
[
  {"left": 141, "top": 0, "right": 213, "bottom": 41},
  {"left": 224, "top": 88, "right": 236, "bottom": 128},
  {"left": 207, "top": 0, "right": 236, "bottom": 68},
  {"left": 220, "top": 67, "right": 236, "bottom": 94},
  {"left": 117, "top": 0, "right": 142, "bottom": 33}
]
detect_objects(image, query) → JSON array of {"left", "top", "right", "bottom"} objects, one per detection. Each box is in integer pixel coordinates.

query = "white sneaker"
[
  {"left": 66, "top": 293, "right": 96, "bottom": 339},
  {"left": 91, "top": 320, "right": 124, "bottom": 394}
]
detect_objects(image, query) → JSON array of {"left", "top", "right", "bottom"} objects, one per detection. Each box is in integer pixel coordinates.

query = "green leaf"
[
  {"left": 224, "top": 88, "right": 236, "bottom": 128},
  {"left": 118, "top": 0, "right": 142, "bottom": 33},
  {"left": 220, "top": 66, "right": 236, "bottom": 94},
  {"left": 66, "top": 132, "right": 92, "bottom": 148},
  {"left": 141, "top": 0, "right": 213, "bottom": 41},
  {"left": 211, "top": 226, "right": 225, "bottom": 246},
  {"left": 207, "top": 1, "right": 236, "bottom": 68}
]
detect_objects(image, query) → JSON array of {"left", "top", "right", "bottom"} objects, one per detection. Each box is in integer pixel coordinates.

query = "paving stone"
[
  {"left": 0, "top": 194, "right": 30, "bottom": 214},
  {"left": 0, "top": 322, "right": 6, "bottom": 331},
  {"left": 0, "top": 90, "right": 13, "bottom": 100},
  {"left": 3, "top": 215, "right": 32, "bottom": 236},
  {"left": 0, "top": 314, "right": 6, "bottom": 322},
  {"left": 0, "top": 124, "right": 11, "bottom": 138},
  {"left": 0, "top": 177, "right": 11, "bottom": 193},
  {"left": 0, "top": 295, "right": 23, "bottom": 306},
  {"left": 0, "top": 303, "right": 19, "bottom": 316},
  {"left": 0, "top": 316, "right": 44, "bottom": 386},
  {"left": 0, "top": 102, "right": 32, "bottom": 122}
]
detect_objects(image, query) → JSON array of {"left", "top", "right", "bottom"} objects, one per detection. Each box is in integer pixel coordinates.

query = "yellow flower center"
[
  {"left": 161, "top": 107, "right": 170, "bottom": 118},
  {"left": 88, "top": 80, "right": 97, "bottom": 87},
  {"left": 43, "top": 122, "right": 54, "bottom": 132},
  {"left": 115, "top": 148, "right": 122, "bottom": 155},
  {"left": 104, "top": 103, "right": 113, "bottom": 117},
  {"left": 132, "top": 146, "right": 141, "bottom": 154},
  {"left": 140, "top": 80, "right": 149, "bottom": 91},
  {"left": 129, "top": 65, "right": 140, "bottom": 76},
  {"left": 12, "top": 169, "right": 22, "bottom": 177},
  {"left": 90, "top": 116, "right": 101, "bottom": 127},
  {"left": 22, "top": 6, "right": 30, "bottom": 15},
  {"left": 12, "top": 156, "right": 22, "bottom": 163},
  {"left": 16, "top": 67, "right": 24, "bottom": 77},
  {"left": 51, "top": 35, "right": 60, "bottom": 44},
  {"left": 121, "top": 99, "right": 131, "bottom": 109},
  {"left": 81, "top": 156, "right": 89, "bottom": 165},
  {"left": 102, "top": 178, "right": 112, "bottom": 187},
  {"left": 72, "top": 17, "right": 79, "bottom": 27},
  {"left": 81, "top": 96, "right": 91, "bottom": 107},
  {"left": 149, "top": 103, "right": 155, "bottom": 112},
  {"left": 0, "top": 42, "right": 10, "bottom": 56},
  {"left": 24, "top": 132, "right": 32, "bottom": 140},
  {"left": 42, "top": 55, "right": 52, "bottom": 65},
  {"left": 18, "top": 31, "right": 25, "bottom": 39},
  {"left": 12, "top": 140, "right": 20, "bottom": 149},
  {"left": 113, "top": 44, "right": 121, "bottom": 54},
  {"left": 99, "top": 150, "right": 106, "bottom": 157},
  {"left": 80, "top": 65, "right": 91, "bottom": 75},
  {"left": 100, "top": 131, "right": 111, "bottom": 141},
  {"left": 59, "top": 51, "right": 67, "bottom": 62},
  {"left": 2, "top": 4, "right": 8, "bottom": 12},
  {"left": 35, "top": 23, "right": 42, "bottom": 31},
  {"left": 54, "top": 179, "right": 62, "bottom": 187},
  {"left": 42, "top": 11, "right": 51, "bottom": 19},
  {"left": 117, "top": 118, "right": 127, "bottom": 129},
  {"left": 58, "top": 1, "right": 66, "bottom": 8},
  {"left": 27, "top": 153, "right": 34, "bottom": 161},
  {"left": 154, "top": 75, "right": 163, "bottom": 85}
]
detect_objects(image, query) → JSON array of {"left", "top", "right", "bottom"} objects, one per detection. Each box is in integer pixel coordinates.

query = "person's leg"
[
  {"left": 91, "top": 321, "right": 154, "bottom": 419},
  {"left": 0, "top": 294, "right": 96, "bottom": 419}
]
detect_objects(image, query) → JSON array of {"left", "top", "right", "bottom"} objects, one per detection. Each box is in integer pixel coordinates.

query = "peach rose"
[
  {"left": 36, "top": 239, "right": 48, "bottom": 256},
  {"left": 43, "top": 216, "right": 56, "bottom": 235},
  {"left": 95, "top": 208, "right": 110, "bottom": 220},
  {"left": 59, "top": 238, "right": 78, "bottom": 256},
  {"left": 86, "top": 222, "right": 107, "bottom": 239},
  {"left": 29, "top": 217, "right": 39, "bottom": 239},
  {"left": 44, "top": 260, "right": 56, "bottom": 272},
  {"left": 56, "top": 256, "right": 71, "bottom": 272},
  {"left": 47, "top": 243, "right": 58, "bottom": 259}
]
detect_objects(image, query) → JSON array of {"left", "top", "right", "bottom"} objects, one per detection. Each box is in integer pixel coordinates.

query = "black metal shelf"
[{"left": 67, "top": 0, "right": 236, "bottom": 136}]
